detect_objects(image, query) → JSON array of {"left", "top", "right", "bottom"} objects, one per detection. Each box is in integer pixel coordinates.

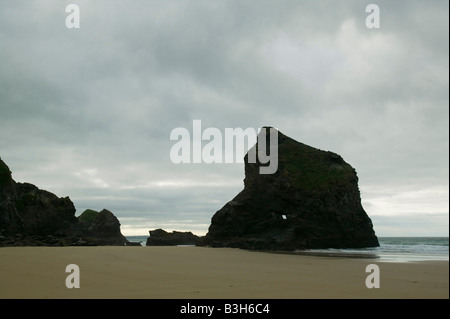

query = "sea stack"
[
  {"left": 0, "top": 157, "right": 78, "bottom": 238},
  {"left": 77, "top": 208, "right": 129, "bottom": 246},
  {"left": 198, "top": 128, "right": 379, "bottom": 250},
  {"left": 0, "top": 157, "right": 129, "bottom": 246},
  {"left": 146, "top": 229, "right": 200, "bottom": 246}
]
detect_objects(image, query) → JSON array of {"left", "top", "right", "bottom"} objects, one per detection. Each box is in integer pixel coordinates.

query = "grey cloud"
[{"left": 0, "top": 0, "right": 447, "bottom": 236}]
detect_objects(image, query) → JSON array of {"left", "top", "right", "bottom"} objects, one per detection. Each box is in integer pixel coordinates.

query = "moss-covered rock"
[
  {"left": 198, "top": 128, "right": 379, "bottom": 250},
  {"left": 0, "top": 157, "right": 128, "bottom": 246},
  {"left": 78, "top": 209, "right": 99, "bottom": 226}
]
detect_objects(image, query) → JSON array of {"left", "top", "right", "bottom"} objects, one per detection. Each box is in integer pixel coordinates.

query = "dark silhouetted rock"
[
  {"left": 84, "top": 209, "right": 129, "bottom": 245},
  {"left": 0, "top": 158, "right": 78, "bottom": 238},
  {"left": 77, "top": 209, "right": 100, "bottom": 228},
  {"left": 197, "top": 128, "right": 379, "bottom": 251},
  {"left": 0, "top": 157, "right": 128, "bottom": 246},
  {"left": 146, "top": 228, "right": 199, "bottom": 246}
]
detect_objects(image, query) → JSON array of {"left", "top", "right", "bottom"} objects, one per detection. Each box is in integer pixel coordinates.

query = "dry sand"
[{"left": 0, "top": 246, "right": 448, "bottom": 299}]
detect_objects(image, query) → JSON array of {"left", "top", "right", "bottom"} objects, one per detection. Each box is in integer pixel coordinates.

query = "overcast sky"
[{"left": 0, "top": 0, "right": 448, "bottom": 237}]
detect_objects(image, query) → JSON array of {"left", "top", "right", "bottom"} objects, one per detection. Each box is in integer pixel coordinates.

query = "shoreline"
[
  {"left": 0, "top": 246, "right": 448, "bottom": 299},
  {"left": 266, "top": 249, "right": 381, "bottom": 259},
  {"left": 127, "top": 236, "right": 450, "bottom": 262}
]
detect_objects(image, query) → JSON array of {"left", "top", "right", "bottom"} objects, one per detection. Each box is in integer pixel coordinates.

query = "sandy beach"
[{"left": 0, "top": 246, "right": 448, "bottom": 299}]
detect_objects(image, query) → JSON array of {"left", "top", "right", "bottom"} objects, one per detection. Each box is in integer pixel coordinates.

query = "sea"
[{"left": 125, "top": 236, "right": 449, "bottom": 263}]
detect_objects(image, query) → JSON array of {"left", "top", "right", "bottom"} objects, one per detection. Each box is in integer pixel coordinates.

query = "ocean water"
[
  {"left": 374, "top": 237, "right": 449, "bottom": 262},
  {"left": 300, "top": 237, "right": 449, "bottom": 262},
  {"left": 126, "top": 236, "right": 148, "bottom": 246},
  {"left": 125, "top": 236, "right": 449, "bottom": 263}
]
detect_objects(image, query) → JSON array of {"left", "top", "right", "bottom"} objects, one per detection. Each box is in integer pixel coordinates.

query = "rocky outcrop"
[
  {"left": 0, "top": 158, "right": 78, "bottom": 239},
  {"left": 197, "top": 128, "right": 379, "bottom": 251},
  {"left": 146, "top": 229, "right": 199, "bottom": 246},
  {"left": 76, "top": 209, "right": 129, "bottom": 246},
  {"left": 0, "top": 157, "right": 129, "bottom": 246}
]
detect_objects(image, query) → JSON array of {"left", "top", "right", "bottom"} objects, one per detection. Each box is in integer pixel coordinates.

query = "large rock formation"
[
  {"left": 0, "top": 157, "right": 129, "bottom": 246},
  {"left": 146, "top": 228, "right": 199, "bottom": 246},
  {"left": 77, "top": 209, "right": 129, "bottom": 246},
  {"left": 198, "top": 128, "right": 379, "bottom": 250}
]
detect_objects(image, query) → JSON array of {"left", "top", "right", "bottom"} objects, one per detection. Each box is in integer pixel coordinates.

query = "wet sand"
[{"left": 0, "top": 246, "right": 447, "bottom": 299}]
